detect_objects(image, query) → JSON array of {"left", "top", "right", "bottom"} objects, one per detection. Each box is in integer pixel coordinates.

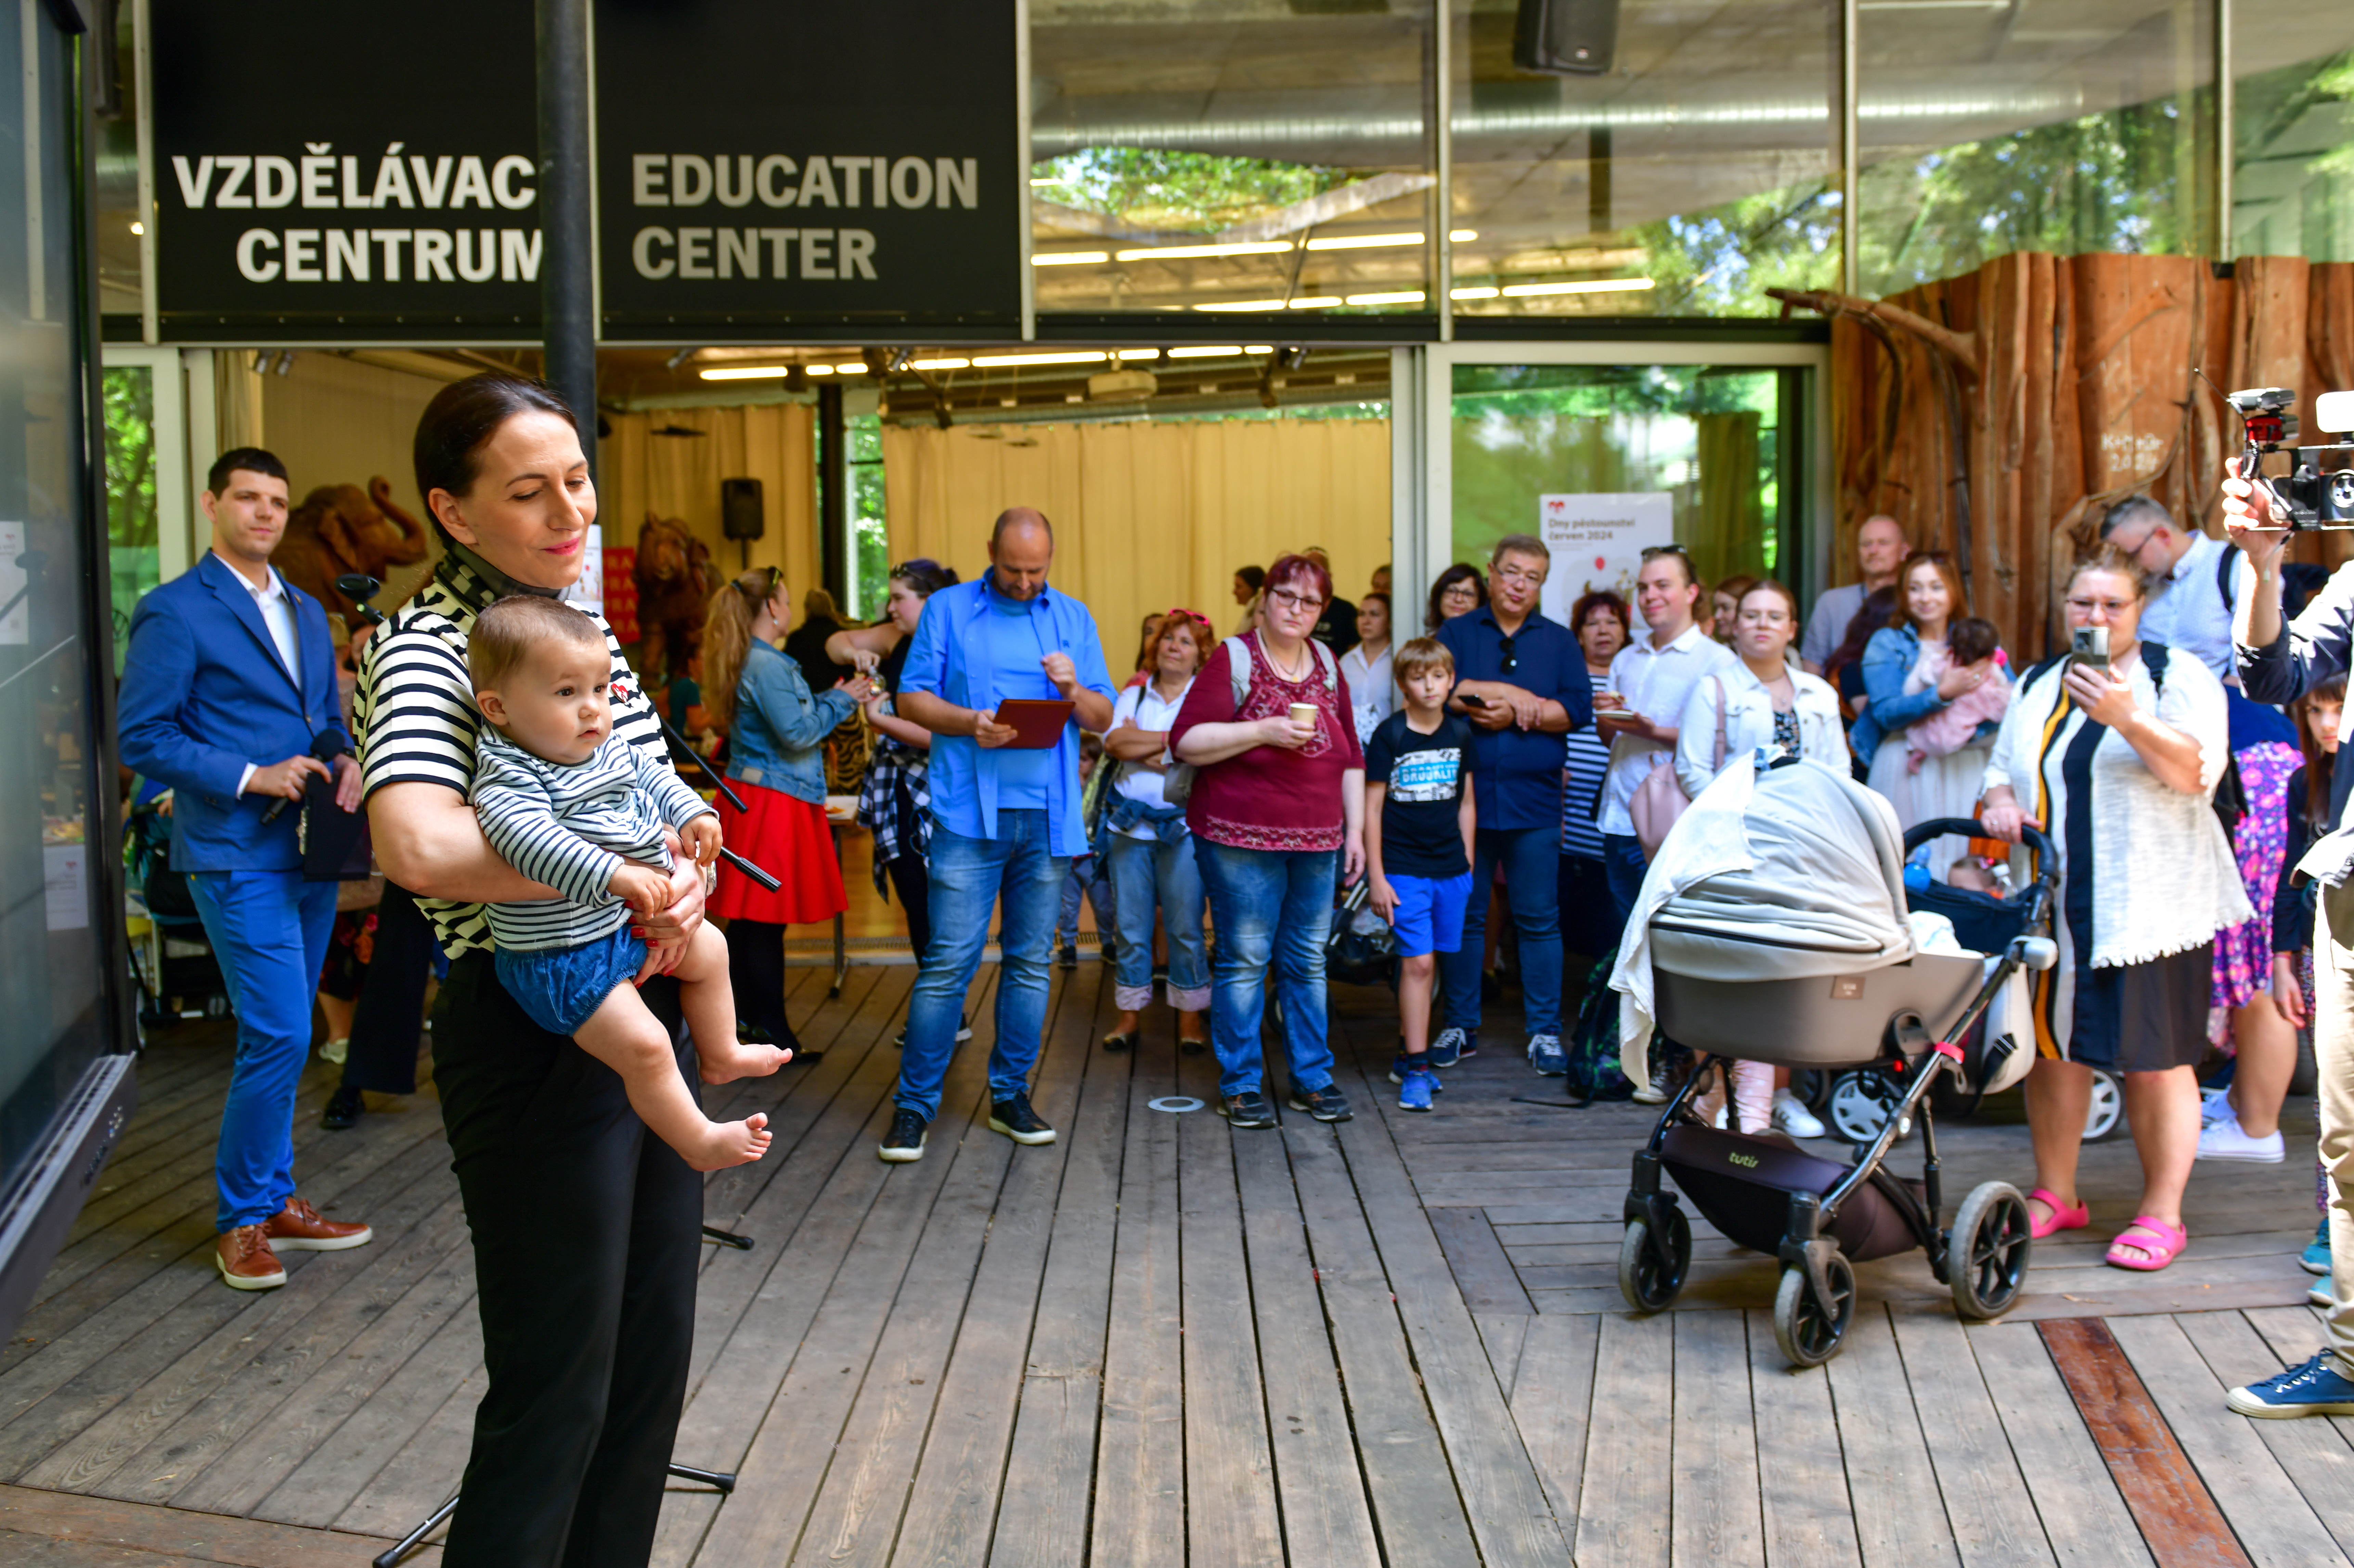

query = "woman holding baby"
[
  {"left": 358, "top": 374, "right": 731, "bottom": 1568},
  {"left": 1851, "top": 551, "right": 2012, "bottom": 882}
]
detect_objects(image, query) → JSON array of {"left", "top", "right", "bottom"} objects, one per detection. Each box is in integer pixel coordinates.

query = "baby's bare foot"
[
  {"left": 681, "top": 1111, "right": 772, "bottom": 1171},
  {"left": 698, "top": 1038, "right": 791, "bottom": 1085}
]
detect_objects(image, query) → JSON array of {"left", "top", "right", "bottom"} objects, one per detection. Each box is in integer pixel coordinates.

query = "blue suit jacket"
[{"left": 118, "top": 552, "right": 349, "bottom": 873}]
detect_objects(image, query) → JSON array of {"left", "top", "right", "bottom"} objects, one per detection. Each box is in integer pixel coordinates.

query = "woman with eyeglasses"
[
  {"left": 1853, "top": 551, "right": 2007, "bottom": 881},
  {"left": 1171, "top": 553, "right": 1367, "bottom": 1128},
  {"left": 825, "top": 561, "right": 961, "bottom": 978},
  {"left": 1979, "top": 545, "right": 2249, "bottom": 1272},
  {"left": 1427, "top": 562, "right": 1487, "bottom": 633},
  {"left": 703, "top": 567, "right": 874, "bottom": 1053}
]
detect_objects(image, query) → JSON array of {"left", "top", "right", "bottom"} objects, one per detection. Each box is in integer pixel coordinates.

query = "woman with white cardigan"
[
  {"left": 1979, "top": 545, "right": 2250, "bottom": 1273},
  {"left": 1673, "top": 579, "right": 1847, "bottom": 1138}
]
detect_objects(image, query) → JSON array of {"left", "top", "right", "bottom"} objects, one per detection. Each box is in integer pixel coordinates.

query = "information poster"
[{"left": 1537, "top": 493, "right": 1676, "bottom": 630}]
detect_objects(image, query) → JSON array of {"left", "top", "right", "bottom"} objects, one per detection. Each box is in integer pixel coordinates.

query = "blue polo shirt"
[
  {"left": 1437, "top": 606, "right": 1594, "bottom": 831},
  {"left": 898, "top": 569, "right": 1114, "bottom": 857}
]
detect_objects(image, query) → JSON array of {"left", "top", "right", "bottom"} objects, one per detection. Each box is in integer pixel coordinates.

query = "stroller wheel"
[
  {"left": 1618, "top": 1208, "right": 1692, "bottom": 1314},
  {"left": 2083, "top": 1069, "right": 2124, "bottom": 1142},
  {"left": 1949, "top": 1182, "right": 2033, "bottom": 1320},
  {"left": 1827, "top": 1071, "right": 1911, "bottom": 1145},
  {"left": 1773, "top": 1253, "right": 1856, "bottom": 1368}
]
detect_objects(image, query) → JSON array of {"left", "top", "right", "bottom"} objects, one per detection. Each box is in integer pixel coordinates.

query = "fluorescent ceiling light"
[
  {"left": 1192, "top": 299, "right": 1288, "bottom": 311},
  {"left": 1032, "top": 251, "right": 1110, "bottom": 266},
  {"left": 1305, "top": 232, "right": 1422, "bottom": 251},
  {"left": 700, "top": 365, "right": 792, "bottom": 381},
  {"left": 1346, "top": 290, "right": 1426, "bottom": 305},
  {"left": 803, "top": 364, "right": 833, "bottom": 375},
  {"left": 1115, "top": 241, "right": 1294, "bottom": 261},
  {"left": 1449, "top": 286, "right": 1500, "bottom": 299},
  {"left": 830, "top": 361, "right": 870, "bottom": 373},
  {"left": 969, "top": 351, "right": 1110, "bottom": 367},
  {"left": 1500, "top": 278, "right": 1657, "bottom": 297},
  {"left": 1245, "top": 346, "right": 1273, "bottom": 354},
  {"left": 1116, "top": 348, "right": 1161, "bottom": 360},
  {"left": 1167, "top": 345, "right": 1242, "bottom": 358},
  {"left": 1450, "top": 229, "right": 1478, "bottom": 241},
  {"left": 908, "top": 357, "right": 970, "bottom": 371},
  {"left": 1286, "top": 297, "right": 1343, "bottom": 309}
]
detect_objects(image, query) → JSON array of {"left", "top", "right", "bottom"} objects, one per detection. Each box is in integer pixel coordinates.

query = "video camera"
[{"left": 2228, "top": 387, "right": 2354, "bottom": 528}]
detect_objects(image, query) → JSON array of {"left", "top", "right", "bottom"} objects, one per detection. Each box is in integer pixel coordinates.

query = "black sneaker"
[
  {"left": 879, "top": 1109, "right": 928, "bottom": 1163},
  {"left": 1219, "top": 1089, "right": 1278, "bottom": 1129},
  {"left": 1288, "top": 1085, "right": 1353, "bottom": 1123},
  {"left": 989, "top": 1092, "right": 1057, "bottom": 1146},
  {"left": 1056, "top": 944, "right": 1079, "bottom": 970}
]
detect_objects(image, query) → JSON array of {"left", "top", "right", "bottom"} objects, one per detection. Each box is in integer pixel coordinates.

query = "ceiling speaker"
[{"left": 1514, "top": 0, "right": 1618, "bottom": 76}]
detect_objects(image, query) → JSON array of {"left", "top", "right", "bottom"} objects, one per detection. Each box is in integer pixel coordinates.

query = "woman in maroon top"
[{"left": 1172, "top": 553, "right": 1366, "bottom": 1127}]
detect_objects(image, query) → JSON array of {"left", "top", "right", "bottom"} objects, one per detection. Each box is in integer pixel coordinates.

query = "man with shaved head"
[
  {"left": 1800, "top": 513, "right": 1909, "bottom": 674},
  {"left": 881, "top": 507, "right": 1115, "bottom": 1162}
]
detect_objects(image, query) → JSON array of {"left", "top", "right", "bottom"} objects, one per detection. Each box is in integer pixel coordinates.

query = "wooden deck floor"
[{"left": 2, "top": 962, "right": 2347, "bottom": 1566}]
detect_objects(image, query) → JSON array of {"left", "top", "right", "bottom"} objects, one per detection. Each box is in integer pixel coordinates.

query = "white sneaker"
[
  {"left": 2197, "top": 1116, "right": 2285, "bottom": 1163},
  {"left": 1772, "top": 1088, "right": 1827, "bottom": 1139},
  {"left": 2200, "top": 1085, "right": 2233, "bottom": 1127},
  {"left": 1631, "top": 1082, "right": 1668, "bottom": 1105}
]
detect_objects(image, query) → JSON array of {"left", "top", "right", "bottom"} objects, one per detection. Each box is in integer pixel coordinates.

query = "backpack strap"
[
  {"left": 1223, "top": 636, "right": 1253, "bottom": 707},
  {"left": 2144, "top": 640, "right": 2170, "bottom": 692}
]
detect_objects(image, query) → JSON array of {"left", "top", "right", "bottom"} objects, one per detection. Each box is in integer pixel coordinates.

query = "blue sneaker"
[
  {"left": 2304, "top": 1218, "right": 2331, "bottom": 1277},
  {"left": 1388, "top": 1052, "right": 1445, "bottom": 1089},
  {"left": 1528, "top": 1034, "right": 1567, "bottom": 1076},
  {"left": 1399, "top": 1067, "right": 1436, "bottom": 1113},
  {"left": 1427, "top": 1028, "right": 1467, "bottom": 1068},
  {"left": 2312, "top": 1283, "right": 2332, "bottom": 1309},
  {"left": 2227, "top": 1353, "right": 2354, "bottom": 1418}
]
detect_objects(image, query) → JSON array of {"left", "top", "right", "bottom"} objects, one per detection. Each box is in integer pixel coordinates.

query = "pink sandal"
[
  {"left": 2105, "top": 1216, "right": 2188, "bottom": 1272},
  {"left": 2027, "top": 1187, "right": 2090, "bottom": 1239}
]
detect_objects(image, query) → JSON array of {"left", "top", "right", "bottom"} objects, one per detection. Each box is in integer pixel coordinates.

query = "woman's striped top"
[
  {"left": 352, "top": 554, "right": 670, "bottom": 957},
  {"left": 468, "top": 726, "right": 712, "bottom": 952}
]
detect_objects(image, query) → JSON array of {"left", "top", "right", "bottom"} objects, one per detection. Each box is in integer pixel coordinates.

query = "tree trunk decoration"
[{"left": 1770, "top": 255, "right": 2354, "bottom": 663}]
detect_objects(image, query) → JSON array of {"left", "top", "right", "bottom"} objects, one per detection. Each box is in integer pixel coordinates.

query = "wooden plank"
[
  {"left": 2177, "top": 1310, "right": 2354, "bottom": 1560},
  {"left": 0, "top": 1482, "right": 441, "bottom": 1566},
  {"left": 1503, "top": 1313, "right": 1594, "bottom": 1539},
  {"left": 2039, "top": 1318, "right": 2254, "bottom": 1568},
  {"left": 1966, "top": 1321, "right": 2152, "bottom": 1568},
  {"left": 2106, "top": 1313, "right": 2350, "bottom": 1567},
  {"left": 1228, "top": 1103, "right": 1381, "bottom": 1567},
  {"left": 1669, "top": 1310, "right": 1764, "bottom": 1567},
  {"left": 1825, "top": 1305, "right": 1962, "bottom": 1568},
  {"left": 1745, "top": 1307, "right": 1861, "bottom": 1568},
  {"left": 1426, "top": 1207, "right": 1536, "bottom": 1315},
  {"left": 1573, "top": 1311, "right": 1671, "bottom": 1568},
  {"left": 1477, "top": 1314, "right": 1529, "bottom": 1401},
  {"left": 327, "top": 1361, "right": 482, "bottom": 1541},
  {"left": 1887, "top": 1310, "right": 2057, "bottom": 1567}
]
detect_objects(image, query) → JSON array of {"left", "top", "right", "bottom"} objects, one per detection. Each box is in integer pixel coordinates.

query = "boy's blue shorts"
[
  {"left": 495, "top": 924, "right": 648, "bottom": 1037},
  {"left": 1387, "top": 869, "right": 1475, "bottom": 959}
]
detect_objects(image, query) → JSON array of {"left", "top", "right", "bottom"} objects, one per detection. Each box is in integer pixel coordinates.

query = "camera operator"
[{"left": 2224, "top": 465, "right": 2354, "bottom": 1418}]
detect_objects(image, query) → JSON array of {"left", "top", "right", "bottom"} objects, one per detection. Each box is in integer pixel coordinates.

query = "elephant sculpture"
[
  {"left": 634, "top": 512, "right": 713, "bottom": 683},
  {"left": 271, "top": 477, "right": 433, "bottom": 629}
]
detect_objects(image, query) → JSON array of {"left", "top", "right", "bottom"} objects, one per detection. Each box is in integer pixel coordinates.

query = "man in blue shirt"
[
  {"left": 1435, "top": 535, "right": 1594, "bottom": 1077},
  {"left": 882, "top": 508, "right": 1114, "bottom": 1161}
]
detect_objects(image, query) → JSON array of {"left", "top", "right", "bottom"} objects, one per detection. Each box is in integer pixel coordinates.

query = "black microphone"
[{"left": 261, "top": 730, "right": 349, "bottom": 824}]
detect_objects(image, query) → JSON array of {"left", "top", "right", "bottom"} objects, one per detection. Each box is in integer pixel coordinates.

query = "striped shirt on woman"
[
  {"left": 353, "top": 552, "right": 671, "bottom": 957},
  {"left": 469, "top": 726, "right": 714, "bottom": 952}
]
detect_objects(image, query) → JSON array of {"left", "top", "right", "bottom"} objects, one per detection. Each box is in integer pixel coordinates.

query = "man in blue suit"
[{"left": 119, "top": 447, "right": 376, "bottom": 1290}]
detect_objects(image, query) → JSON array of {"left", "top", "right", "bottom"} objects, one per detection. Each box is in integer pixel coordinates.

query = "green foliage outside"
[
  {"left": 102, "top": 365, "right": 158, "bottom": 661},
  {"left": 848, "top": 413, "right": 887, "bottom": 619},
  {"left": 1033, "top": 148, "right": 1360, "bottom": 232},
  {"left": 2234, "top": 50, "right": 2354, "bottom": 262},
  {"left": 1628, "top": 183, "right": 1843, "bottom": 317}
]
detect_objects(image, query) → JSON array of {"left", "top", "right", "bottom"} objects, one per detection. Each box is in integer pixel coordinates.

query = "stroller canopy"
[{"left": 1614, "top": 756, "right": 1916, "bottom": 1081}]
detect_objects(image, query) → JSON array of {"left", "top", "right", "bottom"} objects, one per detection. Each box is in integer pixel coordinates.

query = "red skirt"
[{"left": 708, "top": 781, "right": 846, "bottom": 926}]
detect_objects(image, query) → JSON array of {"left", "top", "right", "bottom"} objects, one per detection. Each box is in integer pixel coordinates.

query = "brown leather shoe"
[
  {"left": 262, "top": 1197, "right": 373, "bottom": 1253},
  {"left": 217, "top": 1226, "right": 287, "bottom": 1291}
]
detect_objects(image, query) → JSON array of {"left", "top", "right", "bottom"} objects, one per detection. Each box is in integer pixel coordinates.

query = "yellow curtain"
[
  {"left": 883, "top": 418, "right": 1392, "bottom": 680},
  {"left": 1690, "top": 410, "right": 1764, "bottom": 587},
  {"left": 602, "top": 404, "right": 820, "bottom": 612}
]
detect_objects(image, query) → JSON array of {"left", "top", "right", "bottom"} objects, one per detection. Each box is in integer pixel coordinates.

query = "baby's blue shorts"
[{"left": 495, "top": 924, "right": 649, "bottom": 1037}]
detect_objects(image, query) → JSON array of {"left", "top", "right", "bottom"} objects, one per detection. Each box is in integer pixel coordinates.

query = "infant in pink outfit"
[{"left": 1905, "top": 616, "right": 2008, "bottom": 774}]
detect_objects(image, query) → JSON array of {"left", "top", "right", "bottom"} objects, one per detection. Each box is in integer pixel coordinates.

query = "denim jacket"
[
  {"left": 725, "top": 639, "right": 855, "bottom": 805},
  {"left": 1849, "top": 625, "right": 1946, "bottom": 765}
]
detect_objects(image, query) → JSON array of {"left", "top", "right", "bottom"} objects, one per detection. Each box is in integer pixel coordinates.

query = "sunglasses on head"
[
  {"left": 1640, "top": 544, "right": 1690, "bottom": 560},
  {"left": 1497, "top": 632, "right": 1517, "bottom": 673}
]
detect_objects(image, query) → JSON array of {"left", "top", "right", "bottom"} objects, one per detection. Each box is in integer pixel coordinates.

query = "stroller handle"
[{"left": 1903, "top": 816, "right": 2057, "bottom": 879}]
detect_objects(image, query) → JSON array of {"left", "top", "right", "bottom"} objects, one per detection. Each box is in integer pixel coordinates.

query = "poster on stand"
[{"left": 1536, "top": 493, "right": 1675, "bottom": 632}]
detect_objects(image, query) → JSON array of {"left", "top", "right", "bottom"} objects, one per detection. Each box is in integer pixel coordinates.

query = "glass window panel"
[
  {"left": 1450, "top": 0, "right": 1840, "bottom": 319},
  {"left": 2234, "top": 14, "right": 2354, "bottom": 262},
  {"left": 94, "top": 11, "right": 140, "bottom": 323},
  {"left": 1450, "top": 364, "right": 1789, "bottom": 612},
  {"left": 1857, "top": 0, "right": 2216, "bottom": 296},
  {"left": 1029, "top": 0, "right": 1435, "bottom": 317},
  {"left": 103, "top": 365, "right": 159, "bottom": 667}
]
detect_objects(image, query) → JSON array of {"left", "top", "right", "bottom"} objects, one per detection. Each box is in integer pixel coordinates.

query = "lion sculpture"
[
  {"left": 271, "top": 477, "right": 432, "bottom": 629},
  {"left": 634, "top": 512, "right": 713, "bottom": 683}
]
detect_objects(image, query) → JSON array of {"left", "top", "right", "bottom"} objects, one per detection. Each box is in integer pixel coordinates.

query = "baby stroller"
[{"left": 1615, "top": 757, "right": 2060, "bottom": 1367}]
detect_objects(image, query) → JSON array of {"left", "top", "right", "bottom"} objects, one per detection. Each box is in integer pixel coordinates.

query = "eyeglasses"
[
  {"left": 1440, "top": 581, "right": 1479, "bottom": 601},
  {"left": 1497, "top": 632, "right": 1517, "bottom": 674},
  {"left": 2065, "top": 596, "right": 2136, "bottom": 617},
  {"left": 1266, "top": 587, "right": 1325, "bottom": 613},
  {"left": 1493, "top": 564, "right": 1545, "bottom": 588}
]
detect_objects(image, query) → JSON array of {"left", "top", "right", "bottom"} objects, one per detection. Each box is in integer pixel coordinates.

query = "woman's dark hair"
[
  {"left": 1426, "top": 562, "right": 1488, "bottom": 631},
  {"left": 889, "top": 557, "right": 957, "bottom": 598},
  {"left": 1823, "top": 584, "right": 1899, "bottom": 695},
  {"left": 1235, "top": 564, "right": 1266, "bottom": 592},
  {"left": 2298, "top": 673, "right": 2348, "bottom": 821},
  {"left": 1947, "top": 615, "right": 2000, "bottom": 667},
  {"left": 1570, "top": 589, "right": 1631, "bottom": 644},
  {"left": 1891, "top": 550, "right": 1970, "bottom": 632},
  {"left": 413, "top": 372, "right": 577, "bottom": 540}
]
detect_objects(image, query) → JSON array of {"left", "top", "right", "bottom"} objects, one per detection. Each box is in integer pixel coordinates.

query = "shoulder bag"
[{"left": 1629, "top": 675, "right": 1729, "bottom": 859}]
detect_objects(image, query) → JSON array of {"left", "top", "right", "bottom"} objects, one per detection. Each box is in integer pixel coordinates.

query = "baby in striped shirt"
[{"left": 467, "top": 596, "right": 785, "bottom": 1170}]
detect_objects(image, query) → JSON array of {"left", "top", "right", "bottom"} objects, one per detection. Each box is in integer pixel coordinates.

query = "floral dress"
[{"left": 2209, "top": 738, "right": 2302, "bottom": 1043}]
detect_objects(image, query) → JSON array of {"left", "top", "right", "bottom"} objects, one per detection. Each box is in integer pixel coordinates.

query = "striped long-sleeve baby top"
[{"left": 469, "top": 724, "right": 717, "bottom": 953}]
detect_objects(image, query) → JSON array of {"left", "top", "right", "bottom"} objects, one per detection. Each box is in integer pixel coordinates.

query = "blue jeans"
[
  {"left": 1055, "top": 853, "right": 1115, "bottom": 948},
  {"left": 1602, "top": 832, "right": 1649, "bottom": 936},
  {"left": 1439, "top": 825, "right": 1566, "bottom": 1039},
  {"left": 1194, "top": 839, "right": 1338, "bottom": 1099},
  {"left": 187, "top": 868, "right": 339, "bottom": 1231},
  {"left": 898, "top": 811, "right": 1068, "bottom": 1121},
  {"left": 1108, "top": 832, "right": 1210, "bottom": 1013}
]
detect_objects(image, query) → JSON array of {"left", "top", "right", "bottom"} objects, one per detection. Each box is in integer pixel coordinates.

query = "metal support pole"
[
  {"left": 2214, "top": 0, "right": 2233, "bottom": 261},
  {"left": 817, "top": 381, "right": 849, "bottom": 607},
  {"left": 537, "top": 0, "right": 597, "bottom": 472},
  {"left": 1838, "top": 0, "right": 1859, "bottom": 295},
  {"left": 1432, "top": 0, "right": 1453, "bottom": 343}
]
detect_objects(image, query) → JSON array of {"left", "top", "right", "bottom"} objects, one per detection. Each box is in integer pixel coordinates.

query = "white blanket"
[{"left": 1612, "top": 757, "right": 1916, "bottom": 1090}]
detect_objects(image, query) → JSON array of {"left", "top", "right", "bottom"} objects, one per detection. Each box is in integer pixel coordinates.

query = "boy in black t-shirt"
[{"left": 1364, "top": 638, "right": 1477, "bottom": 1112}]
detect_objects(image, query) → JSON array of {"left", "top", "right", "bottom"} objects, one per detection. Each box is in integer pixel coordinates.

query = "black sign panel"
[
  {"left": 592, "top": 0, "right": 1022, "bottom": 336},
  {"left": 150, "top": 2, "right": 544, "bottom": 339}
]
